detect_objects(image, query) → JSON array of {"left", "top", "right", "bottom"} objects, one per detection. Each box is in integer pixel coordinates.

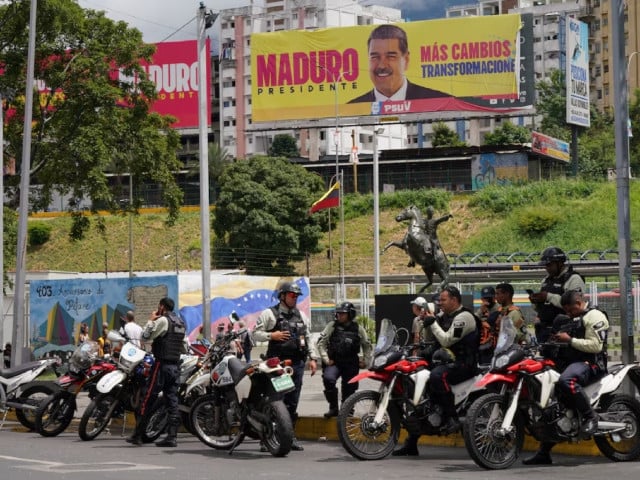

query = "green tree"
[
  {"left": 535, "top": 69, "right": 570, "bottom": 138},
  {"left": 483, "top": 121, "right": 531, "bottom": 145},
  {"left": 268, "top": 134, "right": 299, "bottom": 158},
  {"left": 0, "top": 1, "right": 182, "bottom": 238},
  {"left": 213, "top": 156, "right": 326, "bottom": 275},
  {"left": 431, "top": 122, "right": 466, "bottom": 147},
  {"left": 577, "top": 112, "right": 615, "bottom": 179}
]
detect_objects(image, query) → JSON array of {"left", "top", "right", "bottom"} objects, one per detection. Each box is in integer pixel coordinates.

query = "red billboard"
[{"left": 139, "top": 39, "right": 210, "bottom": 129}]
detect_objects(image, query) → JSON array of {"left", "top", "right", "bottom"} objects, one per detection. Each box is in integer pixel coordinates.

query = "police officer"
[
  {"left": 311, "top": 302, "right": 372, "bottom": 418},
  {"left": 393, "top": 286, "right": 479, "bottom": 456},
  {"left": 126, "top": 297, "right": 186, "bottom": 447},
  {"left": 423, "top": 286, "right": 479, "bottom": 434},
  {"left": 475, "top": 286, "right": 499, "bottom": 321},
  {"left": 529, "top": 246, "right": 585, "bottom": 343},
  {"left": 523, "top": 289, "right": 609, "bottom": 465},
  {"left": 254, "top": 281, "right": 316, "bottom": 451}
]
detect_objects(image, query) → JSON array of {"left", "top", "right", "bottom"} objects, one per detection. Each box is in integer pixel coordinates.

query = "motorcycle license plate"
[{"left": 271, "top": 375, "right": 295, "bottom": 392}]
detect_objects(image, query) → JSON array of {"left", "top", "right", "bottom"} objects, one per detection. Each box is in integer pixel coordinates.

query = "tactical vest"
[
  {"left": 556, "top": 309, "right": 608, "bottom": 371},
  {"left": 440, "top": 307, "right": 479, "bottom": 367},
  {"left": 266, "top": 305, "right": 308, "bottom": 362},
  {"left": 328, "top": 321, "right": 361, "bottom": 360},
  {"left": 538, "top": 267, "right": 582, "bottom": 327},
  {"left": 151, "top": 311, "right": 186, "bottom": 363}
]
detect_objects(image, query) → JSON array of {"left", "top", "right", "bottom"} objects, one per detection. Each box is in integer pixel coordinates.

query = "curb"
[
  {"left": 283, "top": 416, "right": 601, "bottom": 457},
  {"left": 8, "top": 411, "right": 600, "bottom": 456}
]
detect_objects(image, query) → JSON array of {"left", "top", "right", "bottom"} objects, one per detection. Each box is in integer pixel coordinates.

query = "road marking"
[{"left": 0, "top": 455, "right": 171, "bottom": 473}]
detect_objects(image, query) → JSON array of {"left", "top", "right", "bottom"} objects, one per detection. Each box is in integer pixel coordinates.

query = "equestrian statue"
[{"left": 382, "top": 205, "right": 452, "bottom": 293}]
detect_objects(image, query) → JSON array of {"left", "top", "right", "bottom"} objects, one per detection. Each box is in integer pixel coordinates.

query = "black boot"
[
  {"left": 392, "top": 435, "right": 419, "bottom": 456},
  {"left": 323, "top": 389, "right": 339, "bottom": 418},
  {"left": 156, "top": 418, "right": 179, "bottom": 447},
  {"left": 126, "top": 417, "right": 143, "bottom": 446},
  {"left": 522, "top": 442, "right": 554, "bottom": 465},
  {"left": 574, "top": 391, "right": 598, "bottom": 435},
  {"left": 289, "top": 415, "right": 304, "bottom": 451}
]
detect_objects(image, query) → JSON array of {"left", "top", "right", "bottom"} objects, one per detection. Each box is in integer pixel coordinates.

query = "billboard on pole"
[
  {"left": 140, "top": 40, "right": 210, "bottom": 129},
  {"left": 251, "top": 14, "right": 526, "bottom": 122},
  {"left": 565, "top": 18, "right": 590, "bottom": 128}
]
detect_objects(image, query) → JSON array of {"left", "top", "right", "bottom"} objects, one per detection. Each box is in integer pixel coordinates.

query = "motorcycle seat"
[{"left": 0, "top": 360, "right": 49, "bottom": 378}]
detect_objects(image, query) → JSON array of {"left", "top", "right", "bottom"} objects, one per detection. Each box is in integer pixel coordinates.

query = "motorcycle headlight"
[{"left": 492, "top": 354, "right": 510, "bottom": 371}]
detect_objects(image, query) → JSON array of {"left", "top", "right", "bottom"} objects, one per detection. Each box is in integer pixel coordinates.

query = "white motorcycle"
[
  {"left": 0, "top": 356, "right": 60, "bottom": 430},
  {"left": 188, "top": 320, "right": 296, "bottom": 457},
  {"left": 78, "top": 330, "right": 153, "bottom": 440},
  {"left": 463, "top": 319, "right": 640, "bottom": 469}
]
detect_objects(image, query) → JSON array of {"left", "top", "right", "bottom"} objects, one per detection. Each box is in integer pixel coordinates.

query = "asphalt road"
[{"left": 0, "top": 423, "right": 638, "bottom": 480}]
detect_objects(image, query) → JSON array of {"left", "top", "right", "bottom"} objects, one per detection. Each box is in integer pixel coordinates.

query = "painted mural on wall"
[
  {"left": 471, "top": 152, "right": 528, "bottom": 190},
  {"left": 29, "top": 276, "right": 178, "bottom": 358},
  {"left": 178, "top": 275, "right": 310, "bottom": 342}
]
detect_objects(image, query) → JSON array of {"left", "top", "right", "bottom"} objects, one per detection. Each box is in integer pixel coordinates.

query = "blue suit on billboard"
[{"left": 348, "top": 81, "right": 449, "bottom": 103}]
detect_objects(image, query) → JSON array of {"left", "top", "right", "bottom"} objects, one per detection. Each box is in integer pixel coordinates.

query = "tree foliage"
[
  {"left": 213, "top": 156, "right": 326, "bottom": 275},
  {"left": 431, "top": 122, "right": 466, "bottom": 147},
  {"left": 0, "top": 0, "right": 183, "bottom": 238},
  {"left": 268, "top": 134, "right": 299, "bottom": 158},
  {"left": 535, "top": 68, "right": 617, "bottom": 178},
  {"left": 483, "top": 121, "right": 531, "bottom": 145}
]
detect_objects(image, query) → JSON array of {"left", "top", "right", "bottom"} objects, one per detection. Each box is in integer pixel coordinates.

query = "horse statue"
[{"left": 382, "top": 205, "right": 451, "bottom": 293}]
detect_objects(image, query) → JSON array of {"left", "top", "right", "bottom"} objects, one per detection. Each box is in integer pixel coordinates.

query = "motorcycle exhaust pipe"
[
  {"left": 6, "top": 401, "right": 39, "bottom": 411},
  {"left": 596, "top": 421, "right": 628, "bottom": 432}
]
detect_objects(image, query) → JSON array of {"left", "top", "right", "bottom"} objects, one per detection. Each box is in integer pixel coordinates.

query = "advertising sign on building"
[
  {"left": 531, "top": 131, "right": 570, "bottom": 163},
  {"left": 251, "top": 14, "right": 525, "bottom": 122},
  {"left": 565, "top": 18, "right": 590, "bottom": 128}
]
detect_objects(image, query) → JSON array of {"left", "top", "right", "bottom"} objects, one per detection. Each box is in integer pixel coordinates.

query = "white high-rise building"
[{"left": 217, "top": 0, "right": 407, "bottom": 160}]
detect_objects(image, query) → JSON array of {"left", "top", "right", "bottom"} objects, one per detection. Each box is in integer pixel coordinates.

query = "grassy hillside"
[{"left": 21, "top": 180, "right": 640, "bottom": 275}]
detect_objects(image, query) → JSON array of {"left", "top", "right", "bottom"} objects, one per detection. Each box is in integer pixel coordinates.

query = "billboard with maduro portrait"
[{"left": 251, "top": 14, "right": 531, "bottom": 122}]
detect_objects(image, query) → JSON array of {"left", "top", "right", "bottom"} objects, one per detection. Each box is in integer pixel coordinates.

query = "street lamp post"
[{"left": 197, "top": 3, "right": 216, "bottom": 341}]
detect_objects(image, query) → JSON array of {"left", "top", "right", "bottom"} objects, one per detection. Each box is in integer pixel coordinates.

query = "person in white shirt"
[{"left": 122, "top": 310, "right": 143, "bottom": 348}]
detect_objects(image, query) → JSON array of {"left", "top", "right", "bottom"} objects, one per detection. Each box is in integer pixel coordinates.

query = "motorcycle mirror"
[{"left": 229, "top": 311, "right": 240, "bottom": 324}]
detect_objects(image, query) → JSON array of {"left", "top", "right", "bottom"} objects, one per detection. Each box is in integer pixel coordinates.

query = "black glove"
[{"left": 423, "top": 315, "right": 436, "bottom": 328}]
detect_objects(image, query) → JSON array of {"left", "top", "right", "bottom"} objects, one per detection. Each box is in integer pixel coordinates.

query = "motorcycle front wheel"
[
  {"left": 260, "top": 400, "right": 293, "bottom": 457},
  {"left": 35, "top": 390, "right": 76, "bottom": 437},
  {"left": 141, "top": 398, "right": 168, "bottom": 443},
  {"left": 463, "top": 392, "right": 524, "bottom": 470},
  {"left": 78, "top": 393, "right": 119, "bottom": 441},
  {"left": 189, "top": 392, "right": 243, "bottom": 449},
  {"left": 337, "top": 390, "right": 401, "bottom": 460},
  {"left": 594, "top": 393, "right": 640, "bottom": 462},
  {"left": 15, "top": 383, "right": 59, "bottom": 431}
]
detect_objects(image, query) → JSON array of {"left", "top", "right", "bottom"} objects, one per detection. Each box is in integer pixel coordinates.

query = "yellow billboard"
[{"left": 251, "top": 14, "right": 523, "bottom": 122}]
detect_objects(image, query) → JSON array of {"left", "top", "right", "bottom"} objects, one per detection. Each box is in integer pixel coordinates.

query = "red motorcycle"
[
  {"left": 35, "top": 341, "right": 116, "bottom": 437},
  {"left": 337, "top": 318, "right": 487, "bottom": 460}
]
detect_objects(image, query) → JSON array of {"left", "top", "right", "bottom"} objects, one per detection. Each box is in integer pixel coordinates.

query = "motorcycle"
[
  {"left": 188, "top": 320, "right": 296, "bottom": 457},
  {"left": 139, "top": 347, "right": 203, "bottom": 443},
  {"left": 34, "top": 341, "right": 117, "bottom": 436},
  {"left": 463, "top": 318, "right": 640, "bottom": 470},
  {"left": 78, "top": 330, "right": 153, "bottom": 441},
  {"left": 0, "top": 355, "right": 60, "bottom": 431},
  {"left": 337, "top": 318, "right": 487, "bottom": 460}
]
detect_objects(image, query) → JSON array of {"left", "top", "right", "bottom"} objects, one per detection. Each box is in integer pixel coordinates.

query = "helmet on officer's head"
[
  {"left": 335, "top": 301, "right": 357, "bottom": 320},
  {"left": 539, "top": 246, "right": 567, "bottom": 266},
  {"left": 278, "top": 281, "right": 302, "bottom": 299},
  {"left": 431, "top": 348, "right": 456, "bottom": 366}
]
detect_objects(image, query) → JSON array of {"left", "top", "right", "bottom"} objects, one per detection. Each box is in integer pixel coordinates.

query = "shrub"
[
  {"left": 28, "top": 222, "right": 52, "bottom": 246},
  {"left": 516, "top": 207, "right": 561, "bottom": 235}
]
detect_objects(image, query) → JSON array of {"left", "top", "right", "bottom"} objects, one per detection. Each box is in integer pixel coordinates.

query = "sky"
[{"left": 77, "top": 0, "right": 470, "bottom": 44}]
